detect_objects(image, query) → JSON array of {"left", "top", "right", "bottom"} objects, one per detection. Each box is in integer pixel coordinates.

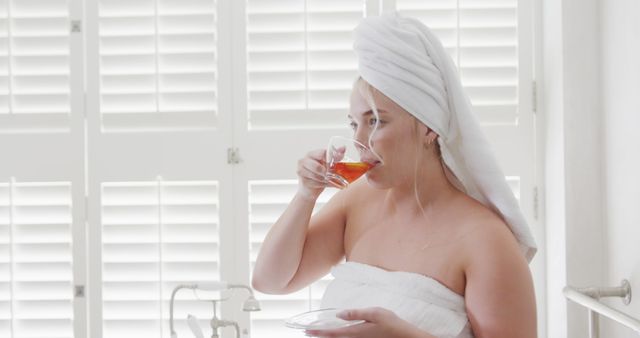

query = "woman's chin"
[{"left": 365, "top": 171, "right": 388, "bottom": 189}]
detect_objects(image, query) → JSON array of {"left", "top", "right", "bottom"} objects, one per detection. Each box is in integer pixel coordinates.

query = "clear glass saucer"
[{"left": 284, "top": 308, "right": 366, "bottom": 330}]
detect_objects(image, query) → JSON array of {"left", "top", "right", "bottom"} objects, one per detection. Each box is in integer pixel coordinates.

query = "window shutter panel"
[
  {"left": 246, "top": 0, "right": 363, "bottom": 129},
  {"left": 0, "top": 181, "right": 73, "bottom": 338},
  {"left": 248, "top": 181, "right": 336, "bottom": 338},
  {"left": 98, "top": 0, "right": 218, "bottom": 131},
  {"left": 90, "top": 1, "right": 231, "bottom": 336},
  {"left": 101, "top": 180, "right": 220, "bottom": 338},
  {"left": 0, "top": 0, "right": 71, "bottom": 132},
  {"left": 397, "top": 0, "right": 519, "bottom": 125}
]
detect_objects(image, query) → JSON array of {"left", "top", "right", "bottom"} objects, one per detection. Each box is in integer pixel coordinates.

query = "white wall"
[
  {"left": 541, "top": 0, "right": 606, "bottom": 337},
  {"left": 543, "top": 0, "right": 640, "bottom": 336},
  {"left": 601, "top": 0, "right": 640, "bottom": 337},
  {"left": 539, "top": 0, "right": 567, "bottom": 335},
  {"left": 559, "top": 0, "right": 607, "bottom": 335}
]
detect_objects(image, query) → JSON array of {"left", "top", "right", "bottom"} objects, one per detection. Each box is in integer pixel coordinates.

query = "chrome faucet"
[
  {"left": 208, "top": 300, "right": 241, "bottom": 338},
  {"left": 169, "top": 282, "right": 261, "bottom": 338}
]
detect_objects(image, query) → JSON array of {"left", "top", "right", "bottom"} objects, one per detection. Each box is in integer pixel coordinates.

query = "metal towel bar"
[{"left": 563, "top": 280, "right": 639, "bottom": 338}]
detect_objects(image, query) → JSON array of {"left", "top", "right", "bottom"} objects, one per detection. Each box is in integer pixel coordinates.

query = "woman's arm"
[
  {"left": 464, "top": 219, "right": 537, "bottom": 338},
  {"left": 251, "top": 149, "right": 349, "bottom": 294},
  {"left": 251, "top": 190, "right": 348, "bottom": 294}
]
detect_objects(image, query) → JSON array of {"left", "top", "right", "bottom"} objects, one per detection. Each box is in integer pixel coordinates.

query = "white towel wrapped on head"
[{"left": 353, "top": 12, "right": 537, "bottom": 262}]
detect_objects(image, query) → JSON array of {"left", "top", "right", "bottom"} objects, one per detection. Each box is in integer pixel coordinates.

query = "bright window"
[{"left": 0, "top": 0, "right": 536, "bottom": 337}]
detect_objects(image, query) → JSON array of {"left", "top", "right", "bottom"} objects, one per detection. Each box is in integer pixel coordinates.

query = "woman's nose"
[{"left": 353, "top": 127, "right": 369, "bottom": 146}]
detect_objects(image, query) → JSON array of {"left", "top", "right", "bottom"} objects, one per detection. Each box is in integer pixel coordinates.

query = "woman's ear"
[
  {"left": 424, "top": 129, "right": 438, "bottom": 147},
  {"left": 415, "top": 120, "right": 438, "bottom": 147}
]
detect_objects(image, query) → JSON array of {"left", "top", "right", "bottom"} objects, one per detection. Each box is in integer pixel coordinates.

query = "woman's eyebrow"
[{"left": 347, "top": 110, "right": 387, "bottom": 119}]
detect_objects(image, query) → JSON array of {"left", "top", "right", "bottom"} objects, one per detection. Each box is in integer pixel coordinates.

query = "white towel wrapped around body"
[{"left": 321, "top": 262, "right": 474, "bottom": 338}]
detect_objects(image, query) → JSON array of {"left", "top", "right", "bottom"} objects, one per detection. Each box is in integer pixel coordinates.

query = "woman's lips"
[
  {"left": 364, "top": 160, "right": 381, "bottom": 167},
  {"left": 361, "top": 153, "right": 382, "bottom": 167}
]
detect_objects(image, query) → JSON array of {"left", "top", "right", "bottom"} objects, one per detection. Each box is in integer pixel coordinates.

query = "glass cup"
[{"left": 325, "top": 136, "right": 376, "bottom": 189}]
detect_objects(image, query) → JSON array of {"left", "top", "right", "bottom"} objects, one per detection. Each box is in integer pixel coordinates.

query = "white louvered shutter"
[
  {"left": 100, "top": 181, "right": 220, "bottom": 338},
  {"left": 0, "top": 0, "right": 72, "bottom": 132},
  {"left": 98, "top": 0, "right": 217, "bottom": 131},
  {"left": 246, "top": 0, "right": 362, "bottom": 129},
  {"left": 87, "top": 0, "right": 232, "bottom": 337},
  {"left": 0, "top": 181, "right": 74, "bottom": 338},
  {"left": 0, "top": 0, "right": 85, "bottom": 337},
  {"left": 397, "top": 0, "right": 520, "bottom": 124}
]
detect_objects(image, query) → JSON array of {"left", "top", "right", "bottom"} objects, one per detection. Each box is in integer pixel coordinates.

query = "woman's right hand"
[{"left": 296, "top": 149, "right": 329, "bottom": 201}]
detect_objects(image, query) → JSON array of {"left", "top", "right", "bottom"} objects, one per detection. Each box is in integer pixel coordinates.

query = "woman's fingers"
[
  {"left": 331, "top": 146, "right": 346, "bottom": 162},
  {"left": 298, "top": 150, "right": 328, "bottom": 182},
  {"left": 303, "top": 308, "right": 401, "bottom": 337},
  {"left": 304, "top": 322, "right": 373, "bottom": 337},
  {"left": 296, "top": 149, "right": 330, "bottom": 200},
  {"left": 336, "top": 308, "right": 387, "bottom": 322},
  {"left": 300, "top": 160, "right": 327, "bottom": 182}
]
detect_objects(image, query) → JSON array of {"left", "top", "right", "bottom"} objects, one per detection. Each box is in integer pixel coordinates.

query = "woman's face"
[{"left": 348, "top": 84, "right": 426, "bottom": 188}]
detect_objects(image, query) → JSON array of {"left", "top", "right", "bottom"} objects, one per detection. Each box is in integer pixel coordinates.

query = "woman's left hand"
[{"left": 304, "top": 307, "right": 424, "bottom": 338}]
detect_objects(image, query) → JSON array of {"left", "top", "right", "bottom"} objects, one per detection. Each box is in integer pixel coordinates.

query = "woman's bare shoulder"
[{"left": 453, "top": 196, "right": 525, "bottom": 265}]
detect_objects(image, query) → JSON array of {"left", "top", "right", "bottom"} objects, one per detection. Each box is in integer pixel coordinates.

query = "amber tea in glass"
[{"left": 325, "top": 136, "right": 374, "bottom": 189}]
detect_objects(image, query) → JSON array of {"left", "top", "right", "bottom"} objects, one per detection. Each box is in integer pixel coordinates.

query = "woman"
[{"left": 252, "top": 13, "right": 537, "bottom": 338}]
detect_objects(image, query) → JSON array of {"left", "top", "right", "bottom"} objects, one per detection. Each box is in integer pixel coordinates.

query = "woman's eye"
[{"left": 369, "top": 118, "right": 379, "bottom": 126}]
